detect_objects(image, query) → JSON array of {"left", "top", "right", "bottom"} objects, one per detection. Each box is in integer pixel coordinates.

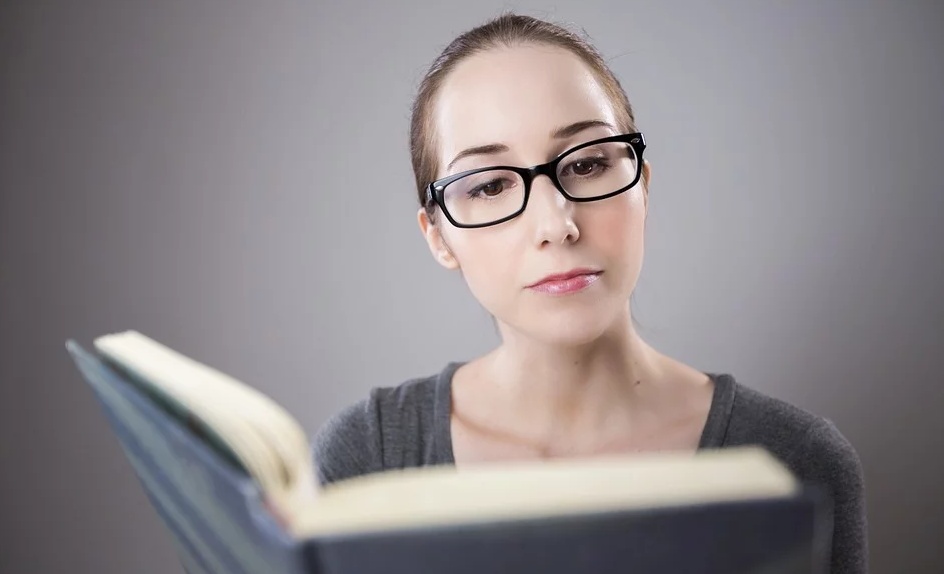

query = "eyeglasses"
[{"left": 425, "top": 132, "right": 646, "bottom": 229}]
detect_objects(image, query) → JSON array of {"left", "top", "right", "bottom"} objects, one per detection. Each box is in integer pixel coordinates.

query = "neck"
[{"left": 484, "top": 309, "right": 668, "bottom": 438}]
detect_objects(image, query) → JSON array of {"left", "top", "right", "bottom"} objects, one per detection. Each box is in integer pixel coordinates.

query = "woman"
[{"left": 313, "top": 12, "right": 868, "bottom": 573}]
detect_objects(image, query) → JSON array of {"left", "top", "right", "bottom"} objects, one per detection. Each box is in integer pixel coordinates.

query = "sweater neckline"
[{"left": 431, "top": 361, "right": 737, "bottom": 465}]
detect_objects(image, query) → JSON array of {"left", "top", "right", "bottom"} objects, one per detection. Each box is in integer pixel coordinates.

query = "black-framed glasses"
[{"left": 425, "top": 132, "right": 646, "bottom": 229}]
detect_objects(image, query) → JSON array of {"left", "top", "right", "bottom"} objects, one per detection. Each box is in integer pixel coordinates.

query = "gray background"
[{"left": 1, "top": 0, "right": 942, "bottom": 572}]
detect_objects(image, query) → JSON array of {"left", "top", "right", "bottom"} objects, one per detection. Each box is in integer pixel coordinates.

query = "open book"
[{"left": 67, "top": 331, "right": 832, "bottom": 574}]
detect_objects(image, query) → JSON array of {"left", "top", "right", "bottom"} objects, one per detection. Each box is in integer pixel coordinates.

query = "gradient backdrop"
[{"left": 1, "top": 1, "right": 942, "bottom": 572}]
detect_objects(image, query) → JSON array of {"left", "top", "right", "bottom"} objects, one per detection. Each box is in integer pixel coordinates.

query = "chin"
[{"left": 508, "top": 301, "right": 625, "bottom": 348}]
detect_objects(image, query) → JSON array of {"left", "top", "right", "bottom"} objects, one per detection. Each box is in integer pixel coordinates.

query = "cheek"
[
  {"left": 444, "top": 228, "right": 523, "bottom": 305},
  {"left": 586, "top": 191, "right": 647, "bottom": 263}
]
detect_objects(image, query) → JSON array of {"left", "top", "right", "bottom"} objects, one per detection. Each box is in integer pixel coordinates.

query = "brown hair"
[{"left": 409, "top": 12, "right": 638, "bottom": 217}]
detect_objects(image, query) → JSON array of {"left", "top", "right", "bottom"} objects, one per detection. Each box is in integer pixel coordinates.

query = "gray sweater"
[{"left": 312, "top": 362, "right": 868, "bottom": 573}]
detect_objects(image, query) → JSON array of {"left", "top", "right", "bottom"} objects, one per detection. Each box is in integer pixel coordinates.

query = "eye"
[
  {"left": 469, "top": 178, "right": 510, "bottom": 198},
  {"left": 571, "top": 160, "right": 599, "bottom": 176},
  {"left": 561, "top": 155, "right": 609, "bottom": 178}
]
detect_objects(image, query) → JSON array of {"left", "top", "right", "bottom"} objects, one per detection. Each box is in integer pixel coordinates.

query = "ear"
[
  {"left": 641, "top": 159, "right": 652, "bottom": 211},
  {"left": 417, "top": 208, "right": 460, "bottom": 270},
  {"left": 642, "top": 159, "right": 652, "bottom": 224}
]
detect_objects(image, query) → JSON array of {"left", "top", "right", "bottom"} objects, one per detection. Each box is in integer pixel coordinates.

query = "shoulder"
[
  {"left": 311, "top": 366, "right": 449, "bottom": 485},
  {"left": 723, "top": 380, "right": 864, "bottom": 484},
  {"left": 310, "top": 390, "right": 381, "bottom": 485},
  {"left": 723, "top": 379, "right": 821, "bottom": 445},
  {"left": 723, "top": 378, "right": 869, "bottom": 572}
]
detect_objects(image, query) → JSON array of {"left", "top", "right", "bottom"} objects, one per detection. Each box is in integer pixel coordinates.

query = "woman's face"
[{"left": 419, "top": 44, "right": 650, "bottom": 346}]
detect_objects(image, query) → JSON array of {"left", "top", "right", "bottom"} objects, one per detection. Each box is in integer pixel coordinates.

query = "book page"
[
  {"left": 93, "top": 331, "right": 319, "bottom": 522},
  {"left": 297, "top": 447, "right": 797, "bottom": 537}
]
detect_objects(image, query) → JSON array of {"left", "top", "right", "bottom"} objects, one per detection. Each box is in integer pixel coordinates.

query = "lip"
[{"left": 527, "top": 268, "right": 602, "bottom": 295}]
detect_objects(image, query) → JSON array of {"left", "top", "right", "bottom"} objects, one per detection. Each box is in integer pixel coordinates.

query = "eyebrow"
[
  {"left": 446, "top": 143, "right": 509, "bottom": 172},
  {"left": 444, "top": 119, "right": 616, "bottom": 172},
  {"left": 551, "top": 119, "right": 616, "bottom": 139}
]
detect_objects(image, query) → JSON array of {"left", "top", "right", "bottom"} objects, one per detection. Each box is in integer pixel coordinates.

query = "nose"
[{"left": 527, "top": 175, "right": 580, "bottom": 246}]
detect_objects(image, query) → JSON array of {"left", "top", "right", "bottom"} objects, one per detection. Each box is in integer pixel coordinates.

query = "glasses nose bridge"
[{"left": 524, "top": 161, "right": 565, "bottom": 196}]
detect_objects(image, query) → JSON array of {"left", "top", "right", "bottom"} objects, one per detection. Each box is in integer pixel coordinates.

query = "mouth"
[{"left": 526, "top": 268, "right": 603, "bottom": 295}]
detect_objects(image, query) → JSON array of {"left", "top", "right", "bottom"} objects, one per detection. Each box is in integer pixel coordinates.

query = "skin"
[{"left": 417, "top": 43, "right": 715, "bottom": 465}]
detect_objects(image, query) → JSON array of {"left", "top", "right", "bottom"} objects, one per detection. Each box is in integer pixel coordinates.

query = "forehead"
[{"left": 433, "top": 44, "right": 619, "bottom": 166}]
